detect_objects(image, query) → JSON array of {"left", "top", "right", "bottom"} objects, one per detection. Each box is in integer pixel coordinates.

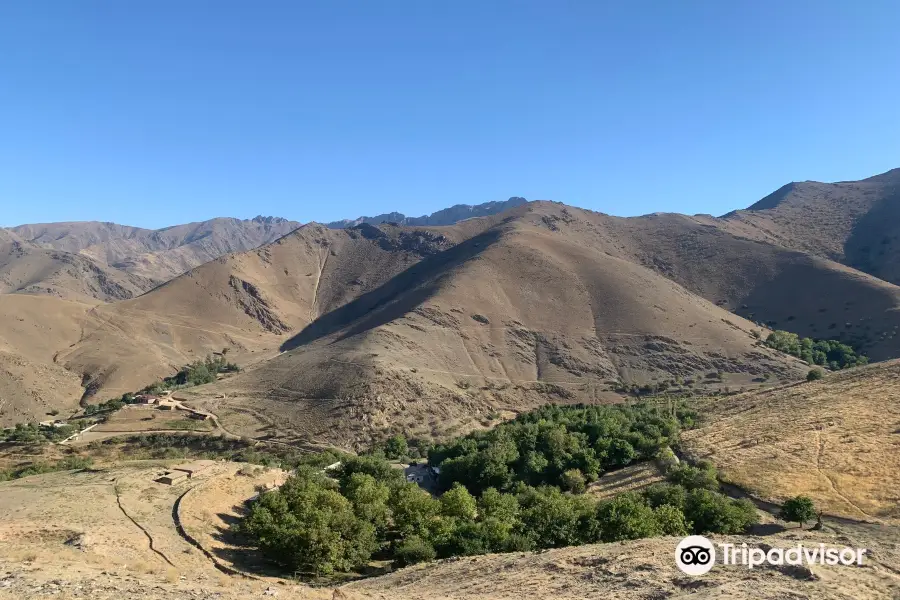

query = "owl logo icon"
[{"left": 676, "top": 536, "right": 716, "bottom": 575}]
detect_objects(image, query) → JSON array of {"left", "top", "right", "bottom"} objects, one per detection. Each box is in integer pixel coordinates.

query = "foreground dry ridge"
[
  {"left": 0, "top": 460, "right": 898, "bottom": 600},
  {"left": 1, "top": 362, "right": 899, "bottom": 598}
]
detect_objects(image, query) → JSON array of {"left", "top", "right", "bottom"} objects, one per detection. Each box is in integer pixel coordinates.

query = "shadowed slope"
[{"left": 717, "top": 168, "right": 900, "bottom": 285}]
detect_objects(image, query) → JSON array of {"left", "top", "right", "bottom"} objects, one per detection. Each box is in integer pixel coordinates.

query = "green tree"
[
  {"left": 780, "top": 495, "right": 817, "bottom": 528},
  {"left": 806, "top": 368, "right": 824, "bottom": 382},
  {"left": 560, "top": 468, "right": 587, "bottom": 494},
  {"left": 478, "top": 488, "right": 520, "bottom": 526},
  {"left": 684, "top": 489, "right": 758, "bottom": 535},
  {"left": 440, "top": 483, "right": 478, "bottom": 520},
  {"left": 391, "top": 482, "right": 441, "bottom": 538},
  {"left": 336, "top": 456, "right": 403, "bottom": 489},
  {"left": 642, "top": 482, "right": 687, "bottom": 511},
  {"left": 594, "top": 493, "right": 661, "bottom": 542},
  {"left": 240, "top": 474, "right": 379, "bottom": 575},
  {"left": 606, "top": 439, "right": 636, "bottom": 468},
  {"left": 653, "top": 503, "right": 691, "bottom": 536},
  {"left": 517, "top": 487, "right": 588, "bottom": 548},
  {"left": 384, "top": 434, "right": 409, "bottom": 460},
  {"left": 342, "top": 473, "right": 391, "bottom": 533},
  {"left": 667, "top": 462, "right": 718, "bottom": 491}
]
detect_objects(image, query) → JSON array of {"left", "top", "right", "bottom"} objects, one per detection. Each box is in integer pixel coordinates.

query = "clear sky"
[{"left": 1, "top": 1, "right": 898, "bottom": 229}]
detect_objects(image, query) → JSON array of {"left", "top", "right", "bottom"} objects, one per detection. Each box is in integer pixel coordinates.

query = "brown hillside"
[
  {"left": 0, "top": 295, "right": 93, "bottom": 422},
  {"left": 682, "top": 359, "right": 900, "bottom": 522},
  {"left": 7, "top": 200, "right": 900, "bottom": 437},
  {"left": 717, "top": 167, "right": 900, "bottom": 285},
  {"left": 0, "top": 240, "right": 152, "bottom": 303},
  {"left": 585, "top": 210, "right": 900, "bottom": 361},
  {"left": 181, "top": 205, "right": 815, "bottom": 447},
  {"left": 7, "top": 216, "right": 302, "bottom": 290},
  {"left": 3, "top": 464, "right": 897, "bottom": 600}
]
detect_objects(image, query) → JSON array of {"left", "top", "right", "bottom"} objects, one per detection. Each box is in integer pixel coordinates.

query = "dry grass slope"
[{"left": 682, "top": 360, "right": 900, "bottom": 522}]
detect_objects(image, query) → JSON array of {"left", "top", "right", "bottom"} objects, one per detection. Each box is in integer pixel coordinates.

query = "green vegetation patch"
[
  {"left": 238, "top": 404, "right": 757, "bottom": 579},
  {"left": 764, "top": 330, "right": 867, "bottom": 370}
]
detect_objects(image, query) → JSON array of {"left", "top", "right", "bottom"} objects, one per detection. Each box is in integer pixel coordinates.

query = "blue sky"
[{"left": 1, "top": 1, "right": 898, "bottom": 229}]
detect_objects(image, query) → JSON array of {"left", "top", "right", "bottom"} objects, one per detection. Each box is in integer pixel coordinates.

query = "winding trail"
[
  {"left": 814, "top": 428, "right": 874, "bottom": 520},
  {"left": 170, "top": 484, "right": 260, "bottom": 579},
  {"left": 113, "top": 478, "right": 176, "bottom": 567}
]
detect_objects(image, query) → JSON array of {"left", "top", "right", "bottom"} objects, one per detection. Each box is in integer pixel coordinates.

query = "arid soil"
[
  {"left": 681, "top": 359, "right": 900, "bottom": 522},
  {"left": 0, "top": 462, "right": 898, "bottom": 600}
]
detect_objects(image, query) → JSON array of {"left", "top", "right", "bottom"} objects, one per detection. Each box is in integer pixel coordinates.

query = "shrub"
[
  {"left": 667, "top": 462, "right": 718, "bottom": 491},
  {"left": 806, "top": 368, "right": 824, "bottom": 382},
  {"left": 394, "top": 535, "right": 436, "bottom": 566},
  {"left": 594, "top": 493, "right": 661, "bottom": 542},
  {"left": 780, "top": 495, "right": 817, "bottom": 528},
  {"left": 653, "top": 503, "right": 691, "bottom": 536},
  {"left": 684, "top": 489, "right": 758, "bottom": 534},
  {"left": 383, "top": 434, "right": 409, "bottom": 460},
  {"left": 642, "top": 483, "right": 687, "bottom": 511},
  {"left": 560, "top": 468, "right": 587, "bottom": 494}
]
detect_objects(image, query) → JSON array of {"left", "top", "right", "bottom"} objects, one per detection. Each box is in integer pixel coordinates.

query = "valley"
[{"left": 2, "top": 171, "right": 900, "bottom": 599}]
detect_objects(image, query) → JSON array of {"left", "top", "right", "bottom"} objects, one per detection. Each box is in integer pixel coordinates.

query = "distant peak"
[
  {"left": 859, "top": 167, "right": 900, "bottom": 183},
  {"left": 251, "top": 215, "right": 290, "bottom": 225},
  {"left": 744, "top": 182, "right": 799, "bottom": 212},
  {"left": 326, "top": 197, "right": 528, "bottom": 229}
]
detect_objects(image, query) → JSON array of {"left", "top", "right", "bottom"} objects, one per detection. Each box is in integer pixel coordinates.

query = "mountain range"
[{"left": 1, "top": 170, "right": 899, "bottom": 443}]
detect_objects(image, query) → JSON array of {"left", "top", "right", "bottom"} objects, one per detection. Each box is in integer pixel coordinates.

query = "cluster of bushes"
[
  {"left": 96, "top": 433, "right": 348, "bottom": 470},
  {"left": 0, "top": 455, "right": 93, "bottom": 482},
  {"left": 83, "top": 396, "right": 129, "bottom": 416},
  {"left": 240, "top": 453, "right": 757, "bottom": 577},
  {"left": 0, "top": 422, "right": 79, "bottom": 444},
  {"left": 428, "top": 403, "right": 694, "bottom": 495},
  {"left": 764, "top": 331, "right": 867, "bottom": 370},
  {"left": 239, "top": 405, "right": 758, "bottom": 578},
  {"left": 374, "top": 434, "right": 431, "bottom": 461},
  {"left": 142, "top": 354, "right": 239, "bottom": 394}
]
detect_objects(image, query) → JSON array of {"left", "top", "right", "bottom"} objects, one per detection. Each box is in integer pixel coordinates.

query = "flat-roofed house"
[
  {"left": 171, "top": 460, "right": 216, "bottom": 478},
  {"left": 155, "top": 471, "right": 188, "bottom": 485}
]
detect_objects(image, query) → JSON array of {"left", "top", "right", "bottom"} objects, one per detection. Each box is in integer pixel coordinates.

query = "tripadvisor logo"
[
  {"left": 675, "top": 536, "right": 867, "bottom": 575},
  {"left": 676, "top": 536, "right": 716, "bottom": 575}
]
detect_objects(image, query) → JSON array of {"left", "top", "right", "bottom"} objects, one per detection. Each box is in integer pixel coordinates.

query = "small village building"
[
  {"left": 171, "top": 460, "right": 216, "bottom": 478},
  {"left": 155, "top": 471, "right": 188, "bottom": 485}
]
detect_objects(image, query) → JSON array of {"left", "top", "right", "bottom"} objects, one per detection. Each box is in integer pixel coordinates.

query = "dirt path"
[
  {"left": 814, "top": 428, "right": 875, "bottom": 520},
  {"left": 113, "top": 478, "right": 177, "bottom": 568},
  {"left": 171, "top": 484, "right": 258, "bottom": 579}
]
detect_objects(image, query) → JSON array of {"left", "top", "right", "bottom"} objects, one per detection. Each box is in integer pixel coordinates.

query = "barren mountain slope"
[
  {"left": 9, "top": 200, "right": 900, "bottom": 436},
  {"left": 682, "top": 359, "right": 900, "bottom": 522},
  {"left": 0, "top": 239, "right": 153, "bottom": 303},
  {"left": 571, "top": 208, "right": 900, "bottom": 361},
  {"left": 185, "top": 206, "right": 815, "bottom": 447},
  {"left": 8, "top": 216, "right": 302, "bottom": 286},
  {"left": 50, "top": 221, "right": 485, "bottom": 404},
  {"left": 715, "top": 167, "right": 900, "bottom": 285},
  {"left": 0, "top": 294, "right": 94, "bottom": 423}
]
